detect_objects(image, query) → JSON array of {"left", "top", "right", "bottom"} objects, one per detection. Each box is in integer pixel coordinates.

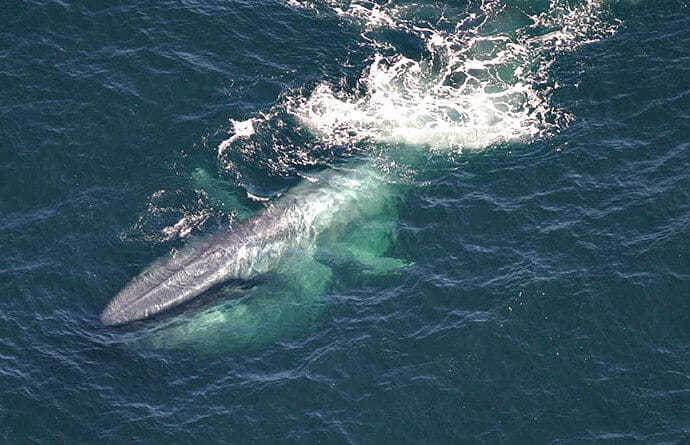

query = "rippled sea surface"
[{"left": 1, "top": 0, "right": 689, "bottom": 443}]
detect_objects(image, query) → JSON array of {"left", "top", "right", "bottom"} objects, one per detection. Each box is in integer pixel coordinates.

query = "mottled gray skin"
[{"left": 101, "top": 165, "right": 389, "bottom": 326}]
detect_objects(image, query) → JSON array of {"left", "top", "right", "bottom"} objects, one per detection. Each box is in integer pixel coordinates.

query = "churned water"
[{"left": 1, "top": 0, "right": 688, "bottom": 443}]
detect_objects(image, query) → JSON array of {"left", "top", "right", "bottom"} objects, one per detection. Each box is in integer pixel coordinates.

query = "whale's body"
[{"left": 101, "top": 164, "right": 391, "bottom": 326}]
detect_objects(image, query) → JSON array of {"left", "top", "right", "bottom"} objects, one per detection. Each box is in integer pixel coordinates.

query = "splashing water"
[{"left": 287, "top": 0, "right": 620, "bottom": 151}]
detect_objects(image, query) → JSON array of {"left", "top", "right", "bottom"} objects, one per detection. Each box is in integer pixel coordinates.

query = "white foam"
[
  {"left": 217, "top": 118, "right": 255, "bottom": 156},
  {"left": 285, "top": 0, "right": 620, "bottom": 152}
]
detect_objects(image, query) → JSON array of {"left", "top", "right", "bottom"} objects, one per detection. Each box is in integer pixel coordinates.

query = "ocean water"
[{"left": 1, "top": 0, "right": 689, "bottom": 443}]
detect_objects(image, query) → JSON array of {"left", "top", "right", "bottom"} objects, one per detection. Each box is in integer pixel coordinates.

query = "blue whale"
[{"left": 100, "top": 163, "right": 397, "bottom": 326}]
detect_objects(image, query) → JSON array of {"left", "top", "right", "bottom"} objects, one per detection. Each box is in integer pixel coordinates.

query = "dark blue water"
[{"left": 1, "top": 0, "right": 688, "bottom": 443}]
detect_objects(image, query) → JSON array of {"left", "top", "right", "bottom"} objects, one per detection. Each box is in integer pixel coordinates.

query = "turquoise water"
[{"left": 1, "top": 0, "right": 689, "bottom": 442}]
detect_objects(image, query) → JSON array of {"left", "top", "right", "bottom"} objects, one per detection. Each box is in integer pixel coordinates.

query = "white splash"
[
  {"left": 217, "top": 118, "right": 255, "bottom": 156},
  {"left": 286, "top": 0, "right": 620, "bottom": 152}
]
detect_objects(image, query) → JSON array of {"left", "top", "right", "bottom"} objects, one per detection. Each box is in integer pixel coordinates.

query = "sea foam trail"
[{"left": 285, "top": 0, "right": 620, "bottom": 152}]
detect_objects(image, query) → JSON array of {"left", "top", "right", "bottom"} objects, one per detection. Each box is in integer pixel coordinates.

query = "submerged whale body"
[{"left": 100, "top": 164, "right": 391, "bottom": 326}]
